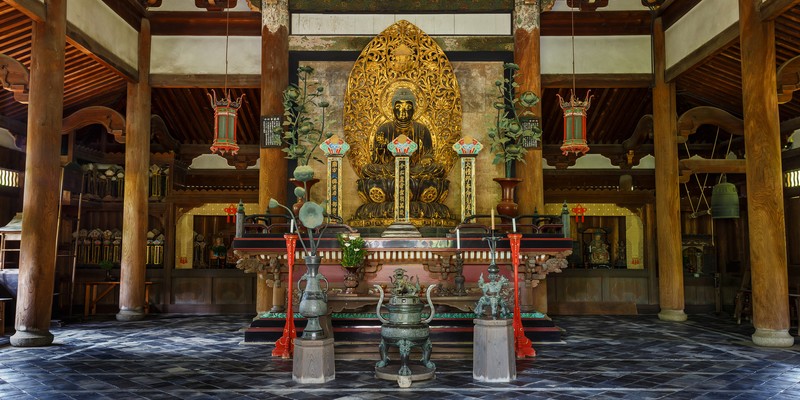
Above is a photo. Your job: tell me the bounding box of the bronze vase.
[493,177,523,218]
[298,255,328,340]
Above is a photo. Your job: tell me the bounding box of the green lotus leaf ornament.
[299,201,325,229]
[294,187,306,199]
[268,198,279,209]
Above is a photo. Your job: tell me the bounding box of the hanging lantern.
[710,175,740,219]
[209,89,244,156]
[557,90,592,156]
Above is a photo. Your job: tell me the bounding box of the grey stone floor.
[0,313,799,399]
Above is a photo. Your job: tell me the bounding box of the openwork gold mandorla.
[343,20,463,179]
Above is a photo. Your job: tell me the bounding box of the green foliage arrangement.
[487,63,543,178]
[98,259,114,270]
[338,234,366,268]
[276,65,332,167]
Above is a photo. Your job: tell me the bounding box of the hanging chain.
[224,2,231,96]
[570,0,576,96]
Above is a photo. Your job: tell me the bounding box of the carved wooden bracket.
[777,55,800,104]
[61,106,126,143]
[150,115,180,152]
[0,54,30,104]
[676,106,744,143]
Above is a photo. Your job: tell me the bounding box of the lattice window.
[0,168,20,188]
[785,169,800,188]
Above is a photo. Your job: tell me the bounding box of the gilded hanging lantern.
[208,89,244,156]
[557,90,592,156]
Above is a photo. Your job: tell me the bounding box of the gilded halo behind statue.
[343,20,462,228]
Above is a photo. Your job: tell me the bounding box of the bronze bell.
[710,175,739,219]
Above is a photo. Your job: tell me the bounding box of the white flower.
[345,243,351,247]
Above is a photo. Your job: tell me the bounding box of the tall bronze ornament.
[343,20,462,227]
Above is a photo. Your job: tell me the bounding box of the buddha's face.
[393,100,415,122]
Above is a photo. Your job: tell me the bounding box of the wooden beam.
[544,189,655,205]
[149,11,260,36]
[290,35,514,53]
[665,22,739,82]
[781,116,800,136]
[61,106,126,143]
[4,0,45,22]
[759,0,800,21]
[679,158,746,177]
[100,0,146,30]
[541,11,652,36]
[65,24,138,82]
[0,114,27,137]
[150,74,260,88]
[676,106,744,143]
[288,0,513,13]
[659,0,701,29]
[542,74,652,88]
[776,55,800,104]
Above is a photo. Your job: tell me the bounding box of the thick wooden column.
[259,1,289,212]
[10,0,66,347]
[653,18,686,322]
[117,18,151,321]
[739,0,793,347]
[514,0,546,313]
[257,0,289,311]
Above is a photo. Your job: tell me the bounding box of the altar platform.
[242,311,564,359]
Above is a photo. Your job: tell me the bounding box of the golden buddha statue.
[343,20,462,227]
[363,88,444,180]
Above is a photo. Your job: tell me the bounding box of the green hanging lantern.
[557,90,592,156]
[208,89,244,156]
[710,175,740,219]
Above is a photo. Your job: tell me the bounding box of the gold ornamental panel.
[343,20,462,178]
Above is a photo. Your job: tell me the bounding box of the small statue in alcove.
[210,236,227,268]
[614,241,627,268]
[588,232,610,266]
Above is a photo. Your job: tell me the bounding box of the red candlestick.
[272,233,298,358]
[508,233,536,358]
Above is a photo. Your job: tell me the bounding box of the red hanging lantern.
[209,90,244,156]
[557,90,592,156]
[224,203,237,223]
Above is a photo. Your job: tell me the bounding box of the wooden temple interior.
[0,0,799,351]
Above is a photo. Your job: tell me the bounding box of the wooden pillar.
[117,18,151,321]
[514,0,547,313]
[653,18,686,322]
[10,0,66,347]
[738,0,793,347]
[257,0,289,312]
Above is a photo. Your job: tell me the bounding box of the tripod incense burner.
[373,268,436,387]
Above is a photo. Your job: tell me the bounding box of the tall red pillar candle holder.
[272,233,298,358]
[507,233,536,358]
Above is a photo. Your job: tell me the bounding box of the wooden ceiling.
[1,1,799,153]
[676,6,800,125]
[0,3,127,125]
